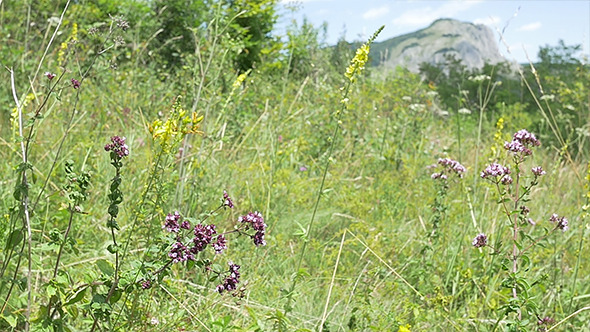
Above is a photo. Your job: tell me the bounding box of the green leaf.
[1,314,17,328]
[47,284,57,297]
[65,286,88,306]
[96,259,114,276]
[5,229,23,250]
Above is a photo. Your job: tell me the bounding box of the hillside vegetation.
[0,1,589,331]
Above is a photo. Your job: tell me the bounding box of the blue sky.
[276,0,590,63]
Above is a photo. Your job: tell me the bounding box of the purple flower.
[223,190,234,208]
[169,242,191,263]
[472,233,488,248]
[504,140,531,156]
[253,231,266,246]
[238,211,267,247]
[501,175,513,185]
[192,223,217,253]
[520,205,530,215]
[549,213,569,231]
[531,166,546,176]
[513,129,541,147]
[438,158,467,177]
[45,72,56,80]
[213,235,227,254]
[141,279,152,290]
[71,78,81,89]
[180,220,191,230]
[162,211,181,233]
[300,166,308,172]
[481,163,511,185]
[504,129,541,157]
[104,136,130,158]
[217,262,241,294]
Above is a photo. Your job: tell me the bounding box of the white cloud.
[392,0,482,27]
[363,5,390,20]
[518,22,542,32]
[474,16,501,27]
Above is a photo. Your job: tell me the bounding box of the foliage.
[0,1,588,331]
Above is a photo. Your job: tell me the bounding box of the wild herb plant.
[475,129,569,331]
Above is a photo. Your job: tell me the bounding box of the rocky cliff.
[370,18,507,72]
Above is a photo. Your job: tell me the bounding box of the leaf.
[5,229,23,250]
[65,286,88,306]
[96,259,114,276]
[1,314,17,328]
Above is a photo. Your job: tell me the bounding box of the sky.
[275,0,590,63]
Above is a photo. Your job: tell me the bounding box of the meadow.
[1,1,589,331]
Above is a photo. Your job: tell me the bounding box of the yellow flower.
[149,96,203,152]
[398,324,411,332]
[344,25,384,82]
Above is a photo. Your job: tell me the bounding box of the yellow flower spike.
[344,26,383,82]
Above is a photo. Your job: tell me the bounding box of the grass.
[1,2,589,331]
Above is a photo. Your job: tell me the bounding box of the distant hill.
[370,18,507,72]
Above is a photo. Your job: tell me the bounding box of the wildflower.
[531,166,546,176]
[192,224,216,253]
[180,220,191,230]
[472,233,488,248]
[549,214,569,231]
[104,136,130,158]
[501,175,513,185]
[520,205,530,215]
[458,107,472,114]
[217,262,241,294]
[345,44,370,82]
[162,211,181,233]
[503,129,541,158]
[169,242,190,263]
[45,72,56,80]
[527,218,536,226]
[511,129,541,147]
[437,157,466,178]
[537,316,555,331]
[141,279,152,290]
[116,19,130,31]
[213,235,227,254]
[398,324,411,332]
[480,163,511,183]
[238,211,267,247]
[150,317,159,325]
[71,78,81,89]
[223,190,234,209]
[299,166,308,172]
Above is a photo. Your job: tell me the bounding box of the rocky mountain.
[370,18,507,72]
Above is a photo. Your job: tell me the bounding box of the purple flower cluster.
[163,211,182,233]
[504,129,540,156]
[549,213,569,232]
[71,78,81,89]
[472,233,488,248]
[169,241,192,263]
[216,263,240,294]
[104,136,130,158]
[223,190,234,209]
[141,279,152,290]
[480,162,512,185]
[213,235,227,254]
[531,166,546,177]
[430,158,466,180]
[192,224,217,252]
[45,72,56,80]
[238,211,267,246]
